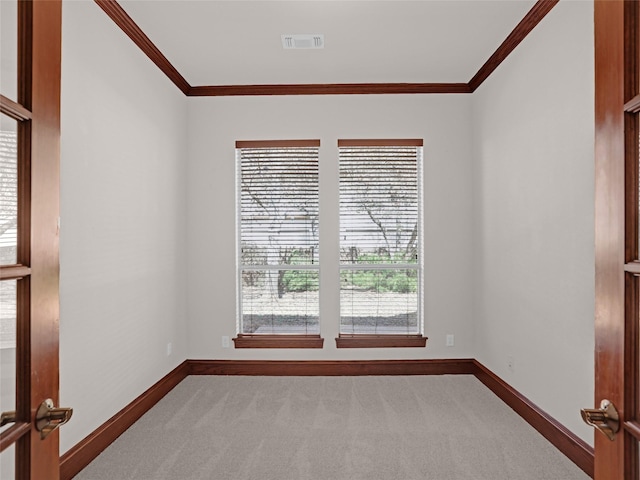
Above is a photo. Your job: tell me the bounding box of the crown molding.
[94,0,191,95]
[469,0,559,92]
[95,0,559,96]
[188,82,471,96]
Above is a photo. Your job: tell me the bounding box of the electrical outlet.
[222,336,230,348]
[446,334,454,347]
[166,342,172,356]
[507,355,515,372]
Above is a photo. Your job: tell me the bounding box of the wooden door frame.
[23,1,62,478]
[594,0,639,478]
[623,1,640,477]
[0,1,61,478]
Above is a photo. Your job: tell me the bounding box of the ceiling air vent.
[281,34,324,49]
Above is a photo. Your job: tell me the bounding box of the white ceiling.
[118,0,537,86]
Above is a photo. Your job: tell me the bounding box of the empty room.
[1,0,638,478]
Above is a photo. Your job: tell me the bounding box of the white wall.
[471,0,594,444]
[59,1,188,453]
[55,0,596,455]
[187,95,475,360]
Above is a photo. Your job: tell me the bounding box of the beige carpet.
[74,375,590,480]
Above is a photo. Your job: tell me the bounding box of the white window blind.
[236,140,320,335]
[0,130,17,266]
[0,129,18,353]
[338,140,423,335]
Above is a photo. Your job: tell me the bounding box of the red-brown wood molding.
[95,0,558,96]
[189,83,471,96]
[471,360,594,477]
[232,334,325,349]
[188,358,473,376]
[94,0,190,94]
[468,0,559,91]
[59,359,594,479]
[59,361,189,480]
[335,334,428,349]
[0,94,32,121]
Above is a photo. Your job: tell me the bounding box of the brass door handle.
[0,411,16,427]
[35,399,73,439]
[581,399,620,441]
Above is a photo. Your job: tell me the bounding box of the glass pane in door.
[0,114,17,266]
[0,0,18,102]
[0,443,15,479]
[0,279,16,433]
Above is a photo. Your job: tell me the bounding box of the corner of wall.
[469,0,595,444]
[60,0,191,453]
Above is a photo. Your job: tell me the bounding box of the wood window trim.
[236,142,321,338]
[335,334,427,349]
[233,334,324,349]
[624,261,640,274]
[0,422,31,452]
[0,265,31,281]
[624,420,640,443]
[338,141,424,342]
[235,139,320,149]
[0,94,31,121]
[337,139,423,147]
[625,93,640,113]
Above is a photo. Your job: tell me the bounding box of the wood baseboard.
[187,358,475,376]
[59,361,189,480]
[471,360,594,478]
[59,358,594,479]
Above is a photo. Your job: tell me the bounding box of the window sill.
[233,334,324,349]
[335,334,428,348]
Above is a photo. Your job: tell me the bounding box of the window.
[235,140,323,348]
[337,139,425,348]
[233,138,426,349]
[0,128,17,266]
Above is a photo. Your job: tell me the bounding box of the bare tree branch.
[363,204,390,254]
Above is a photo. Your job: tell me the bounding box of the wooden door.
[594,1,640,478]
[0,1,63,478]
